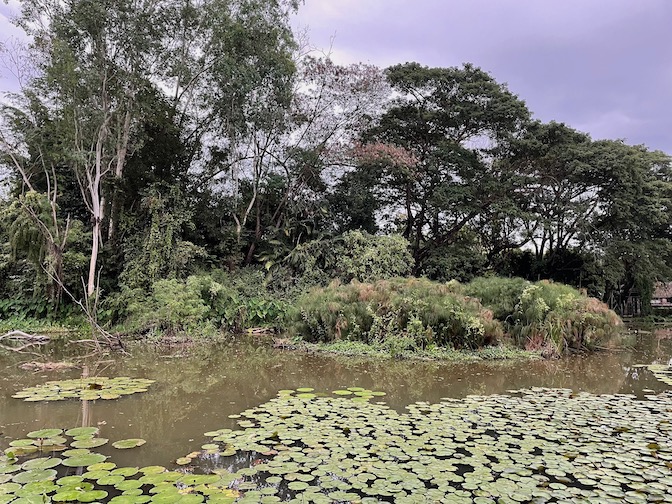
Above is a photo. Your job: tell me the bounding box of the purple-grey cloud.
[295,0,672,153]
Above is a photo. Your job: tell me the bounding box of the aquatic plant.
[290,277,503,350]
[465,277,623,355]
[4,387,672,502]
[12,377,155,402]
[181,387,672,503]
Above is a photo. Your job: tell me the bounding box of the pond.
[1,327,671,503]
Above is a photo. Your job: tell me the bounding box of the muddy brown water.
[0,328,671,468]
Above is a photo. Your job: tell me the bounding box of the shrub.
[465,276,622,356]
[290,277,503,350]
[108,268,291,336]
[198,270,290,330]
[124,278,210,334]
[464,276,529,320]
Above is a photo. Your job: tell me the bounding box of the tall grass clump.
[290,277,503,350]
[465,277,622,356]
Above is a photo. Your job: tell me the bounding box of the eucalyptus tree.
[4,0,169,297]
[1,0,302,298]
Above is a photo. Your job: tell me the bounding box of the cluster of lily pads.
[12,377,155,402]
[180,387,672,503]
[641,364,672,386]
[1,427,242,504]
[5,386,672,503]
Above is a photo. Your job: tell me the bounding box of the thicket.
[287,276,623,357]
[290,278,503,352]
[465,277,622,356]
[107,269,290,338]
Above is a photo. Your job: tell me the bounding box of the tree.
[358,62,530,271]
[590,141,672,309]
[3,0,302,298]
[215,55,389,265]
[506,121,600,260]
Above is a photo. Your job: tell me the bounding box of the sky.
[293,0,672,154]
[1,0,670,154]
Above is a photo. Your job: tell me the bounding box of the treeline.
[0,0,670,324]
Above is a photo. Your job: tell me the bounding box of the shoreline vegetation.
[0,1,670,367]
[2,273,629,361]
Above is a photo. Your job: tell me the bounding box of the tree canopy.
[0,2,670,321]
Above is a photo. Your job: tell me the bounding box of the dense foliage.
[0,0,669,341]
[465,277,622,356]
[291,278,503,351]
[291,277,621,357]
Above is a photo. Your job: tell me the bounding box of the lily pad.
[112,439,146,450]
[71,438,109,449]
[14,378,155,402]
[62,453,107,467]
[65,427,100,437]
[26,429,63,439]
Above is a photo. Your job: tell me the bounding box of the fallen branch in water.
[19,360,77,372]
[0,330,50,354]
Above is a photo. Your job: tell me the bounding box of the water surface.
[1,328,671,468]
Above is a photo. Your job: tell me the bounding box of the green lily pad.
[112,439,146,450]
[26,429,62,439]
[12,468,57,484]
[71,438,109,449]
[14,378,154,402]
[62,453,107,467]
[20,458,61,471]
[65,427,100,437]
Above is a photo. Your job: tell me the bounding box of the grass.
[295,339,540,362]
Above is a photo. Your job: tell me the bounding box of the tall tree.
[2,0,302,297]
[506,121,599,260]
[358,62,530,270]
[591,141,672,309]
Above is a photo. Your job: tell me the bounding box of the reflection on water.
[1,329,671,468]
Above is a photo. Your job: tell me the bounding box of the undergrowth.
[290,277,504,350]
[465,277,623,356]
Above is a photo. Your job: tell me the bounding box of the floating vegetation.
[12,377,155,402]
[4,387,672,502]
[1,427,240,504]
[642,364,672,386]
[180,387,672,503]
[111,439,146,450]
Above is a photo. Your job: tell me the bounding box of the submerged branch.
[0,330,50,354]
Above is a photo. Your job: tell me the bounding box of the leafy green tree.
[358,62,530,271]
[506,121,599,260]
[591,141,672,310]
[2,0,302,301]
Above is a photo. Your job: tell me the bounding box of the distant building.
[651,282,672,310]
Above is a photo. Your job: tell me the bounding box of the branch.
[0,330,50,355]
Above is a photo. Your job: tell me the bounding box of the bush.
[286,231,413,286]
[110,270,290,336]
[465,276,622,356]
[197,270,290,330]
[122,278,210,335]
[290,277,503,350]
[464,276,529,320]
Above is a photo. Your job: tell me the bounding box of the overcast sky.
[1,1,670,153]
[294,0,672,154]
